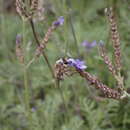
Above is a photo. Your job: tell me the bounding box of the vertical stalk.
[0,0,9,58]
[66,1,80,56]
[23,66,30,115]
[22,21,33,128]
[62,0,69,57]
[56,79,68,123]
[61,0,82,119]
[69,15,80,56]
[56,80,67,111]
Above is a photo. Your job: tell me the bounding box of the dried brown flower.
[99,43,116,76]
[55,58,122,100]
[15,34,24,64]
[77,70,121,99]
[16,0,29,19]
[30,0,39,17]
[105,7,121,72]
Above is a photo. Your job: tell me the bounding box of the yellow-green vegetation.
[0,0,130,130]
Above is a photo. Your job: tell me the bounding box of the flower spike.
[105,7,121,72]
[98,40,116,76]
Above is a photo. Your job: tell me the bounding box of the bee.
[54,58,76,80]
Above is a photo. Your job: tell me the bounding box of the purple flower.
[67,58,87,70]
[16,34,22,45]
[31,107,37,112]
[82,40,97,50]
[53,16,64,27]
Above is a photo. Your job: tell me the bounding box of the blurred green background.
[0,0,130,130]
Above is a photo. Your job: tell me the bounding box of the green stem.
[29,20,55,79]
[22,21,32,128]
[69,15,80,56]
[57,80,67,110]
[23,66,30,115]
[65,0,80,56]
[56,79,68,123]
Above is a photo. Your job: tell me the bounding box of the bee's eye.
[64,61,68,65]
[62,58,68,64]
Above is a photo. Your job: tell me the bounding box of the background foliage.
[0,0,130,130]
